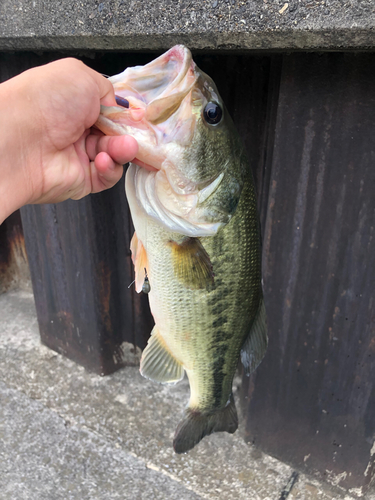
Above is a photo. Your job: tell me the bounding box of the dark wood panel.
[242,52,375,493]
[21,174,154,374]
[0,210,30,293]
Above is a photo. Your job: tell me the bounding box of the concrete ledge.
[0,0,375,51]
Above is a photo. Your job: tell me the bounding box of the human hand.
[0,58,138,224]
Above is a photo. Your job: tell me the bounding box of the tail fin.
[173,394,238,454]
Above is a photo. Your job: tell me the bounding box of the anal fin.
[168,237,214,290]
[241,296,268,375]
[140,326,184,385]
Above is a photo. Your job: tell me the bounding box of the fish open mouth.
[96,45,197,171]
[111,45,196,126]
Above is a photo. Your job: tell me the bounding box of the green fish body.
[97,45,267,453]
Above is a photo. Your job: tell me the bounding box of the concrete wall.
[1,0,375,52]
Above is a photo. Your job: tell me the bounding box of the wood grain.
[242,53,375,493]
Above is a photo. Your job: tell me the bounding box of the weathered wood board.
[0,210,30,293]
[242,53,375,494]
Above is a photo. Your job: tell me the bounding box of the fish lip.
[144,46,197,124]
[158,45,195,93]
[97,44,196,134]
[131,158,159,172]
[109,45,195,106]
[165,45,190,63]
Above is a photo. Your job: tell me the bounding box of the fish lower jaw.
[131,158,159,172]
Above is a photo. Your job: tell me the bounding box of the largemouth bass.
[96,46,267,453]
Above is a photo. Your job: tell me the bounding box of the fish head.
[97,45,247,237]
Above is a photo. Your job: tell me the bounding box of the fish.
[96,45,267,454]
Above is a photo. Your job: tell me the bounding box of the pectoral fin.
[168,237,214,290]
[140,326,184,385]
[130,232,148,293]
[241,297,268,375]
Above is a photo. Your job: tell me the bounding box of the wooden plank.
[242,53,375,493]
[20,176,154,375]
[0,210,30,293]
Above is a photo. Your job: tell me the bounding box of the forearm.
[0,73,39,224]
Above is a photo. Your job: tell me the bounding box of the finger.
[90,127,105,136]
[85,66,117,107]
[86,134,138,165]
[91,153,124,192]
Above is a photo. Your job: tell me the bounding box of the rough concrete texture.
[0,289,374,500]
[0,0,374,51]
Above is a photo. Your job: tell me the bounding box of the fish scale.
[136,166,261,411]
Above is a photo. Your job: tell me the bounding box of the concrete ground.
[0,289,373,500]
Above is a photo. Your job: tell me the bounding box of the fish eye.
[203,102,222,125]
[115,95,130,108]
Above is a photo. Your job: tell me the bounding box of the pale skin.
[0,58,138,225]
